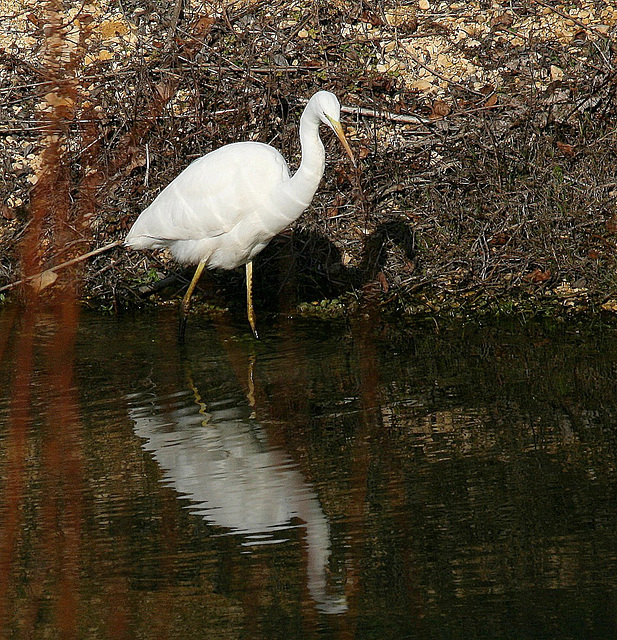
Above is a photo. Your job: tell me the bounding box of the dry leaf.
[365,75,395,94]
[26,13,41,27]
[193,15,215,36]
[1,205,15,220]
[360,11,382,27]
[413,79,433,92]
[484,93,498,108]
[431,100,451,118]
[155,80,177,102]
[335,167,353,185]
[490,232,509,246]
[605,214,617,234]
[123,146,147,174]
[44,92,75,108]
[30,270,58,292]
[181,15,216,57]
[490,13,513,29]
[378,271,389,292]
[526,268,551,283]
[556,141,575,156]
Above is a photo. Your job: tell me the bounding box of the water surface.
[1,308,617,639]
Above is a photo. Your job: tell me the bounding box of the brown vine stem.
[0,240,123,294]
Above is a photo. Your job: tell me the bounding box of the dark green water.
[2,308,617,639]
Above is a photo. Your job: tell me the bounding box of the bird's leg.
[179,260,206,343]
[245,260,259,339]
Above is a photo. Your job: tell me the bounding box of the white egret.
[125,90,355,339]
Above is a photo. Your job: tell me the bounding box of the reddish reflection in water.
[0,2,95,635]
[0,298,85,639]
[0,309,34,635]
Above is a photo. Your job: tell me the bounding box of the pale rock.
[100,16,130,40]
[383,40,397,53]
[455,29,468,41]
[550,64,564,81]
[385,10,414,27]
[413,79,434,91]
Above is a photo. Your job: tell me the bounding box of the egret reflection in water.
[127,383,347,614]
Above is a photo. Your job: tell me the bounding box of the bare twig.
[341,104,433,125]
[166,0,184,48]
[0,240,123,293]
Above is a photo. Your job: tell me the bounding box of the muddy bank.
[1,0,616,322]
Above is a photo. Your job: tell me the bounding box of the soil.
[1,0,616,324]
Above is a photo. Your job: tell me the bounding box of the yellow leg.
[179,260,206,342]
[246,260,259,339]
[247,354,256,414]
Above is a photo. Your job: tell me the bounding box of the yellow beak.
[327,116,356,167]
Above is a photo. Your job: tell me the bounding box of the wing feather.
[126,142,291,259]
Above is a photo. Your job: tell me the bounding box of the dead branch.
[0,240,124,294]
[341,104,433,125]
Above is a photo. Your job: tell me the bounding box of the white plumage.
[125,90,355,339]
[127,142,292,268]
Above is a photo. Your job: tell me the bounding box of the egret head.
[310,91,356,166]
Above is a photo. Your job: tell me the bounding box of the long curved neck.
[292,109,326,196]
[275,107,325,219]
